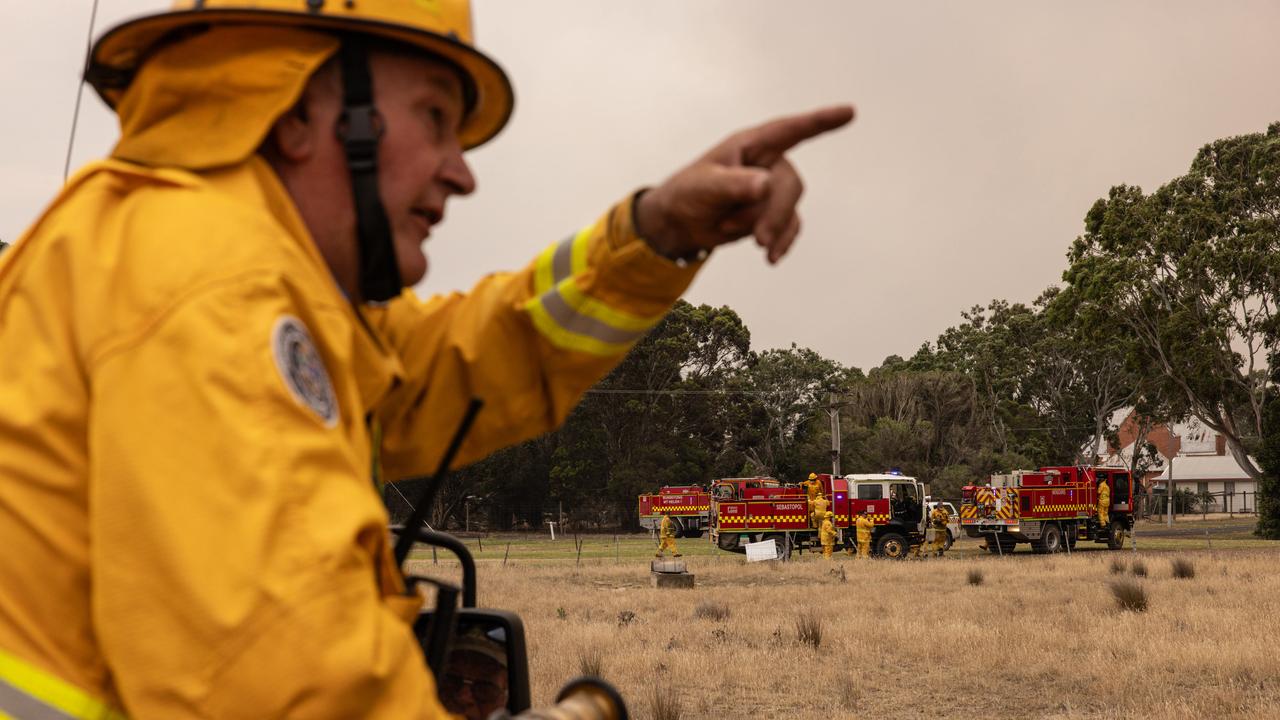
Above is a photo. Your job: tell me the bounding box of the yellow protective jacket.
[818,519,837,546]
[808,491,829,515]
[659,514,676,540]
[0,161,695,717]
[1098,482,1111,508]
[855,514,875,542]
[931,507,950,529]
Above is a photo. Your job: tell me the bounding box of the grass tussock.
[616,610,636,626]
[1131,560,1148,578]
[1171,557,1196,579]
[967,568,985,586]
[1109,558,1126,575]
[1110,578,1149,612]
[577,646,604,677]
[649,684,682,720]
[795,610,824,649]
[693,601,731,621]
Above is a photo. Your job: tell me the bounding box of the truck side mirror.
[415,608,533,718]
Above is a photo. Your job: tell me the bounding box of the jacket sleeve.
[369,195,701,479]
[87,271,446,719]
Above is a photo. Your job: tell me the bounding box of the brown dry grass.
[443,547,1280,720]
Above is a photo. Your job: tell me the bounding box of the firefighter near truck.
[960,466,1136,554]
[708,473,932,559]
[637,485,712,538]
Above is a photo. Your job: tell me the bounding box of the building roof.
[1150,453,1256,482]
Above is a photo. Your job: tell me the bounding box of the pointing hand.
[635,105,855,265]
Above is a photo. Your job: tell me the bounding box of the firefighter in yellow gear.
[855,507,875,558]
[1097,479,1111,527]
[0,1,854,716]
[801,472,822,501]
[926,504,950,557]
[656,514,681,558]
[810,492,830,529]
[801,472,823,527]
[819,511,837,558]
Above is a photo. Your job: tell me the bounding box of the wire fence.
[1137,490,1259,519]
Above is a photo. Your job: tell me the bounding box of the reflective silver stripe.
[0,677,77,720]
[540,289,647,346]
[551,234,574,285]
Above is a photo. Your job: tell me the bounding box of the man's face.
[276,49,477,299]
[440,650,508,720]
[367,51,477,287]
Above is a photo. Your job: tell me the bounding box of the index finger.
[737,105,855,167]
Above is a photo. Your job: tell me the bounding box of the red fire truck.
[960,465,1136,553]
[637,485,712,538]
[708,473,930,559]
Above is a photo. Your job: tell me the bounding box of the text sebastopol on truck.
[637,485,712,538]
[959,465,1136,553]
[708,473,930,559]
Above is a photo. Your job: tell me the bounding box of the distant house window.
[857,485,882,500]
[1196,482,1208,495]
[1224,481,1235,495]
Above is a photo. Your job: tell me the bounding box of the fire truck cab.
[708,473,930,559]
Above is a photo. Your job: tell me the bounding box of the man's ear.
[268,100,316,163]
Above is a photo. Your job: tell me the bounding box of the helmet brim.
[88,9,514,150]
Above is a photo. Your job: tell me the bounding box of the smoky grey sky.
[5,1,1280,371]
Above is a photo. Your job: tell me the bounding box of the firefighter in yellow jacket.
[810,491,831,530]
[926,504,951,557]
[1097,479,1111,527]
[0,2,854,717]
[855,507,876,558]
[656,514,681,558]
[819,512,837,559]
[801,472,823,527]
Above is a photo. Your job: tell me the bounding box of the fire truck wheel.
[1035,523,1064,554]
[875,532,910,560]
[1106,521,1125,550]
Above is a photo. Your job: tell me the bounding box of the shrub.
[649,685,682,720]
[795,610,824,649]
[1109,558,1126,575]
[1171,558,1196,579]
[1110,578,1149,612]
[1131,560,1148,578]
[967,568,985,586]
[617,610,636,626]
[577,646,603,677]
[693,601,731,621]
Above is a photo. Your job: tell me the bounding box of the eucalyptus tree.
[1063,124,1280,482]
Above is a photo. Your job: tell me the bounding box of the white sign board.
[745,538,778,562]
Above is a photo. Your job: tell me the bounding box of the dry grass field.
[410,530,1280,720]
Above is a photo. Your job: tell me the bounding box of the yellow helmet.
[808,472,817,480]
[86,0,513,150]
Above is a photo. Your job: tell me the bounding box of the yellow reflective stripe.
[569,226,591,277]
[525,298,633,357]
[557,278,664,333]
[0,648,126,720]
[533,241,558,296]
[534,225,593,297]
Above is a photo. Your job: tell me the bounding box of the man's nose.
[440,144,477,196]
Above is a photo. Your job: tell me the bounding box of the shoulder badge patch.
[272,316,338,428]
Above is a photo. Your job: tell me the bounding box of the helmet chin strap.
[336,39,402,304]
